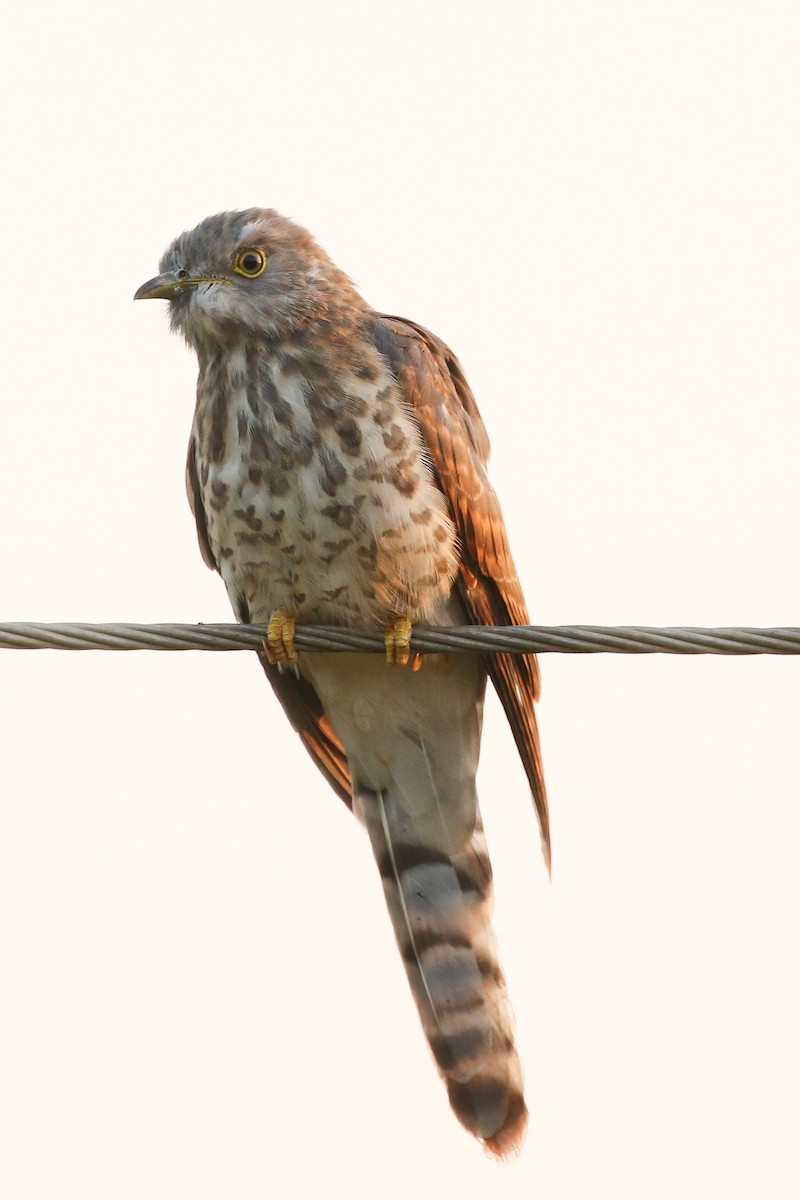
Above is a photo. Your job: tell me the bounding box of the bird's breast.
[192,346,459,626]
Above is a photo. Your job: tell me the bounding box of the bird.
[135,208,549,1156]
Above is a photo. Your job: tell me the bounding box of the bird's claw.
[385,613,413,667]
[264,610,298,674]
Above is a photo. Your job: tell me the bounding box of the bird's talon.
[385,614,412,667]
[264,610,297,666]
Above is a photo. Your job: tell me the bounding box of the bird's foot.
[264,609,298,674]
[384,613,413,667]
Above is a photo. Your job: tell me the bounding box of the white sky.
[2,2,799,1196]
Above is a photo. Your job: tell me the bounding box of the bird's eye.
[234,248,267,278]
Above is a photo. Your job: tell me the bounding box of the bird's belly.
[202,447,459,628]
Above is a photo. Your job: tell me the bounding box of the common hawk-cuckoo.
[135,209,549,1156]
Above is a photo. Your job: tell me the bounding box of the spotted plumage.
[136,208,549,1156]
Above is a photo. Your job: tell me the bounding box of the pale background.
[1,2,799,1197]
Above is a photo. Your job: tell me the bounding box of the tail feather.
[358,787,527,1157]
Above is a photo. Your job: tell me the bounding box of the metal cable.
[1,622,800,655]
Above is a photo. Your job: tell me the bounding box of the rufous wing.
[186,437,353,807]
[369,316,550,868]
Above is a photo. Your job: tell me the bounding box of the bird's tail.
[357,787,527,1157]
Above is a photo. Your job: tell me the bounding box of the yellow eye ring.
[234,247,267,278]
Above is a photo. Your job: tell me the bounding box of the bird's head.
[135,208,358,348]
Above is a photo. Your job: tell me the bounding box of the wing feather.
[368,316,550,866]
[185,437,353,808]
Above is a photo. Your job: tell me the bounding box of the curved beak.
[134,272,185,301]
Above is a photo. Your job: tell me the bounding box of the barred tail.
[358,787,527,1157]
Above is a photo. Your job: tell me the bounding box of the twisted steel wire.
[1,622,800,655]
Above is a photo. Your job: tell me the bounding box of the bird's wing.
[367,315,550,866]
[185,438,353,807]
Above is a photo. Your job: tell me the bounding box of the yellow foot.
[385,613,412,667]
[264,609,297,667]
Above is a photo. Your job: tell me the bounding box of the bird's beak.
[134,272,229,301]
[134,272,185,301]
